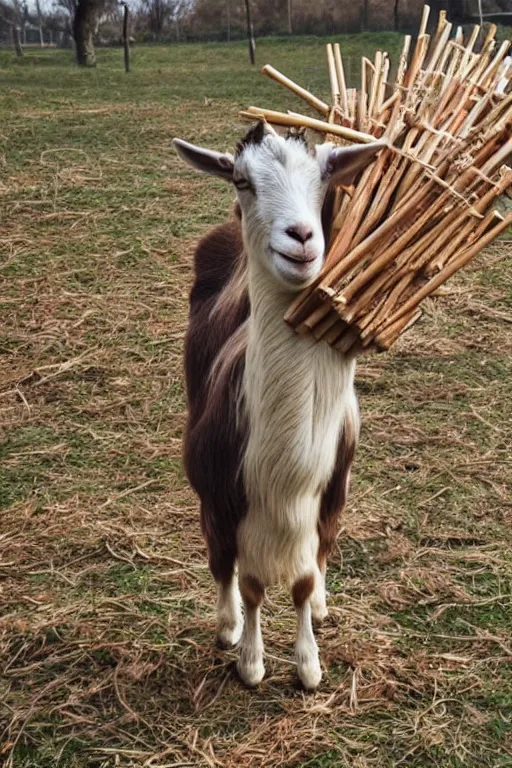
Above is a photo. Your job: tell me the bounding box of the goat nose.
[286,225,313,244]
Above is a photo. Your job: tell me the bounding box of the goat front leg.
[310,558,329,627]
[238,573,265,686]
[217,572,243,648]
[292,574,322,690]
[205,528,243,649]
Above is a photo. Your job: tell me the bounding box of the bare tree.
[35,0,44,45]
[20,0,28,41]
[54,0,78,16]
[52,0,78,46]
[1,0,24,55]
[174,0,187,39]
[11,23,23,54]
[140,0,168,39]
[73,0,102,65]
[139,0,186,41]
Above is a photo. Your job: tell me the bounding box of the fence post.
[122,3,130,73]
[244,0,255,65]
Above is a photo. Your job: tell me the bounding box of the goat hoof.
[311,606,329,628]
[237,657,265,687]
[297,656,322,691]
[217,620,244,649]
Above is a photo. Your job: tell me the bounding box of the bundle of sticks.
[240,5,512,354]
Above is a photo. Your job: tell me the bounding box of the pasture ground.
[1,39,511,768]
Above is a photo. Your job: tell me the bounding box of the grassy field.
[1,38,511,768]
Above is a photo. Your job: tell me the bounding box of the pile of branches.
[241,5,512,354]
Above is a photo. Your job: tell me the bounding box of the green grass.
[1,39,512,768]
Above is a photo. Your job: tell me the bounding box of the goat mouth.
[274,250,317,265]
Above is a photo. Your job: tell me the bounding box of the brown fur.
[183,218,249,585]
[240,574,265,609]
[317,411,358,562]
[292,574,315,608]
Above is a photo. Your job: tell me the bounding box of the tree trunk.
[244,0,255,65]
[287,0,292,34]
[122,3,130,73]
[36,0,44,47]
[73,0,97,67]
[12,26,23,57]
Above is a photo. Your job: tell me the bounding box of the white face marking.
[173,132,384,293]
[233,134,329,291]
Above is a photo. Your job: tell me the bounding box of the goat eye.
[233,178,255,194]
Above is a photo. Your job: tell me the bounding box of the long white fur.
[239,264,356,586]
[237,262,357,688]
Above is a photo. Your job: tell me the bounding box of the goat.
[174,123,384,690]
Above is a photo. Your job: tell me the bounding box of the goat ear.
[173,138,234,181]
[317,140,387,186]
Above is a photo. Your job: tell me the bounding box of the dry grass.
[1,42,511,768]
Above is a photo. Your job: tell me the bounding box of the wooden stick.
[334,297,387,349]
[428,202,509,274]
[311,311,339,341]
[360,57,368,130]
[348,89,357,124]
[478,40,511,91]
[482,23,497,50]
[296,303,331,334]
[396,35,412,88]
[334,326,360,353]
[459,25,480,74]
[373,212,512,333]
[359,272,415,337]
[335,181,471,306]
[430,9,447,53]
[408,35,431,99]
[260,65,330,116]
[442,44,464,92]
[340,195,478,327]
[240,107,376,143]
[326,45,340,107]
[379,90,400,117]
[333,43,349,116]
[368,51,383,118]
[319,179,438,293]
[284,289,325,328]
[425,21,452,74]
[374,308,422,350]
[418,4,430,38]
[322,148,391,273]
